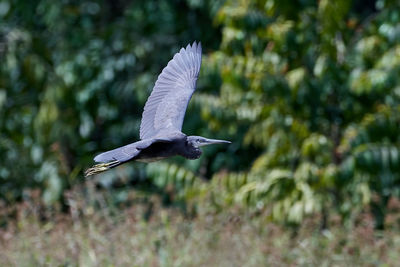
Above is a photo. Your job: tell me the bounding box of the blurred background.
[1,0,400,265]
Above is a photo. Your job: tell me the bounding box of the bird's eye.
[196,139,200,142]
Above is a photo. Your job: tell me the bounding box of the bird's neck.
[180,140,202,160]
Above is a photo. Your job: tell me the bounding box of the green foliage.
[1,0,400,227]
[173,0,400,225]
[0,0,222,202]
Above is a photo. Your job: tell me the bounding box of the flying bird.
[85,42,230,177]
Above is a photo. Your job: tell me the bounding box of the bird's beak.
[200,138,231,147]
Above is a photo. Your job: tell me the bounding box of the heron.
[85,42,231,177]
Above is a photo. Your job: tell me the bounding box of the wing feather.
[140,41,202,139]
[93,138,173,163]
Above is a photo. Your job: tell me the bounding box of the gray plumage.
[85,42,230,177]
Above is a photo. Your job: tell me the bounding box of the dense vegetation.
[1,0,400,232]
[2,193,400,266]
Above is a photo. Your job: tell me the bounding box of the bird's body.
[131,135,202,163]
[85,42,230,177]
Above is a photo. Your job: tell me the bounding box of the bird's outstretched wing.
[140,41,202,140]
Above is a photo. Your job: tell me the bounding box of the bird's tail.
[84,160,121,177]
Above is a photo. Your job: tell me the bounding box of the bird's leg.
[84,160,120,177]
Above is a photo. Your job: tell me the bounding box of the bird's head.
[186,136,231,148]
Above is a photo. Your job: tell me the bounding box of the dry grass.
[1,187,400,267]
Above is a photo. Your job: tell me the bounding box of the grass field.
[1,188,400,267]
